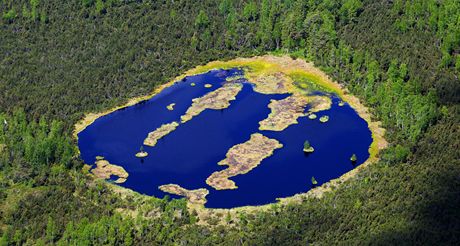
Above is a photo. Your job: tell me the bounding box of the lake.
[78,68,373,208]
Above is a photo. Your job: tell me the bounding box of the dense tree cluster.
[0,0,459,244]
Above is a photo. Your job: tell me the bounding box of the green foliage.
[391,0,460,69]
[243,1,257,21]
[22,4,29,19]
[0,0,458,244]
[30,0,39,20]
[0,109,75,170]
[2,8,17,22]
[218,0,233,15]
[303,140,311,150]
[350,153,357,162]
[195,10,209,29]
[82,0,94,7]
[95,0,104,14]
[339,0,363,22]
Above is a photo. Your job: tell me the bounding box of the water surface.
[78,69,372,208]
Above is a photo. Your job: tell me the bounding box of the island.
[259,95,332,131]
[319,115,329,123]
[206,133,283,190]
[180,83,242,123]
[159,184,209,205]
[91,158,129,183]
[204,84,212,88]
[144,121,179,147]
[303,140,314,153]
[166,103,175,111]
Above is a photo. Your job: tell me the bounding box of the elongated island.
[206,133,283,190]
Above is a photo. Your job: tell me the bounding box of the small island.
[91,158,129,183]
[204,84,212,88]
[259,95,331,131]
[350,153,357,162]
[308,114,317,120]
[144,121,179,147]
[180,83,242,123]
[135,146,148,158]
[206,133,283,190]
[303,140,314,153]
[135,151,148,158]
[190,82,196,86]
[166,103,175,111]
[159,184,209,205]
[319,115,329,123]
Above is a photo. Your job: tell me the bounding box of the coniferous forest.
[0,0,459,245]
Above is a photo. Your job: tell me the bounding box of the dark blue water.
[78,69,373,208]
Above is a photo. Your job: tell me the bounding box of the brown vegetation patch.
[180,83,243,123]
[159,184,209,205]
[206,133,283,190]
[249,72,293,94]
[143,121,179,147]
[259,95,331,131]
[91,159,129,184]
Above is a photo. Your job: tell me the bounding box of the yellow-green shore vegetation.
[74,55,387,219]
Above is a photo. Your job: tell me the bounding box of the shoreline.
[74,55,387,223]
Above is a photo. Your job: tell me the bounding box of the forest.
[0,0,459,244]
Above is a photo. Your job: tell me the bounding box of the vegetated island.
[259,94,332,131]
[91,158,129,184]
[180,83,243,123]
[166,103,175,111]
[142,83,243,149]
[159,184,209,205]
[206,133,283,190]
[319,115,329,123]
[135,151,148,158]
[144,121,179,147]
